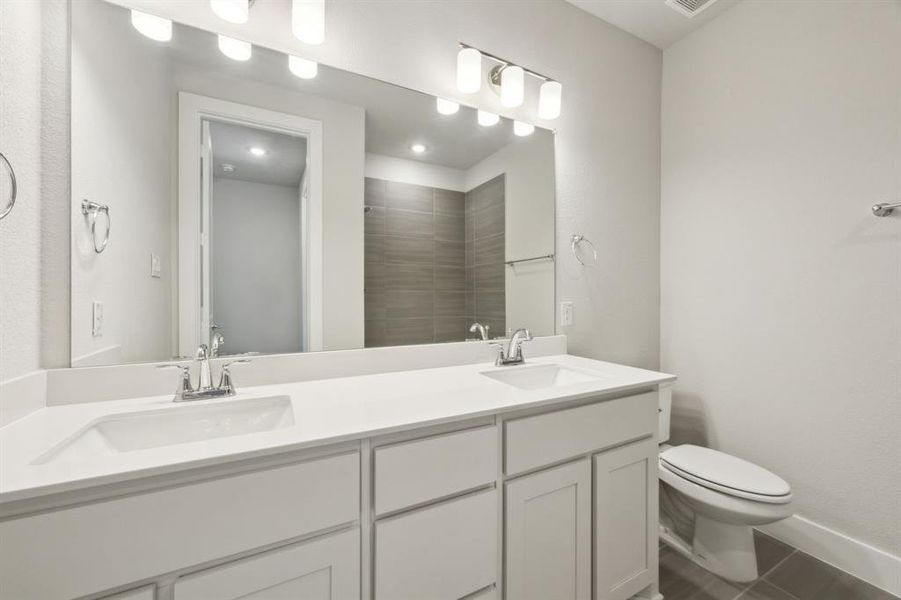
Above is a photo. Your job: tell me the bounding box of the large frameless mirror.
[69,0,556,367]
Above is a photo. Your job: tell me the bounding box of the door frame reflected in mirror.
[177,92,324,357]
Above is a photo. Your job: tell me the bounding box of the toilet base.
[659,515,759,583]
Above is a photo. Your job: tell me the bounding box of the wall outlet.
[150,253,161,278]
[560,301,574,327]
[92,301,104,337]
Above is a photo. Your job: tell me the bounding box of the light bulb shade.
[289,55,318,79]
[477,110,499,127]
[130,10,172,42]
[538,80,562,120]
[501,66,525,108]
[210,0,249,24]
[292,0,325,45]
[218,35,252,61]
[436,98,460,115]
[513,121,535,136]
[457,48,482,94]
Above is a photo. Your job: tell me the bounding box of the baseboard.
[759,515,901,597]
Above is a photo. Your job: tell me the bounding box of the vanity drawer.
[0,451,360,600]
[375,489,497,600]
[504,391,657,476]
[374,424,497,515]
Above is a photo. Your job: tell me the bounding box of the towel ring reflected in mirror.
[0,152,17,221]
[82,199,111,253]
[570,234,598,267]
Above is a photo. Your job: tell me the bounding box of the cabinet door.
[505,459,591,600]
[174,528,359,600]
[594,438,657,600]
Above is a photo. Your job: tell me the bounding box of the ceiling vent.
[665,0,720,18]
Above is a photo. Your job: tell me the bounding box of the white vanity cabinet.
[101,586,156,600]
[502,390,659,600]
[174,528,360,600]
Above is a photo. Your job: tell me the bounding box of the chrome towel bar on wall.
[872,202,901,217]
[0,152,17,221]
[82,199,111,253]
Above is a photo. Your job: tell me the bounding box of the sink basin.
[35,395,295,464]
[481,364,605,391]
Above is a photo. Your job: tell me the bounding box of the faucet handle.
[218,359,251,393]
[157,364,193,398]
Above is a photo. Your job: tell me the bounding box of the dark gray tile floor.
[659,530,899,600]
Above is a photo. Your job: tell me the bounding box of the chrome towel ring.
[570,234,598,267]
[82,199,111,253]
[0,152,17,221]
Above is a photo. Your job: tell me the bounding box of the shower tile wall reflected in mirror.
[69,0,555,367]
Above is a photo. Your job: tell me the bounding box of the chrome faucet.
[469,322,490,341]
[158,346,250,402]
[491,328,533,366]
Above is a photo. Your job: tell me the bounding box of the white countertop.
[0,354,674,504]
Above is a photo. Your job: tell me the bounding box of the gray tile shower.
[364,175,507,347]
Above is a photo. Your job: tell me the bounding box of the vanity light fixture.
[538,80,563,120]
[218,35,252,61]
[436,98,460,115]
[459,43,563,120]
[457,47,482,94]
[513,121,535,136]
[249,147,267,156]
[210,0,249,24]
[292,0,325,45]
[477,110,499,127]
[500,65,525,108]
[289,55,318,79]
[410,143,427,154]
[130,10,172,42]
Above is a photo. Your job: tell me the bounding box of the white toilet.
[657,390,794,582]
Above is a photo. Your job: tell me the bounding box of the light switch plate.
[92,301,103,337]
[150,253,161,278]
[560,301,573,327]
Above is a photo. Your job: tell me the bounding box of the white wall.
[365,153,466,192]
[109,0,663,369]
[212,177,302,354]
[0,0,43,382]
[662,0,901,565]
[70,0,173,366]
[465,134,557,337]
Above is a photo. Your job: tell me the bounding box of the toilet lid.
[660,445,791,500]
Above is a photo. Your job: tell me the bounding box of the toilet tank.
[658,384,673,444]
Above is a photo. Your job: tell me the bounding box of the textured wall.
[108,0,663,369]
[0,0,43,382]
[662,0,901,556]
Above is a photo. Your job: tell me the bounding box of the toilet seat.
[660,445,792,504]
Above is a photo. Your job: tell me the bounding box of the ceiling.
[209,121,307,187]
[158,10,537,170]
[566,0,742,49]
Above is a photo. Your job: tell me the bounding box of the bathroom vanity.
[0,354,674,600]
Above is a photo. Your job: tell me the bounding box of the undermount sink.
[34,395,295,464]
[481,364,605,391]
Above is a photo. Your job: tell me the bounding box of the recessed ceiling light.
[410,143,427,154]
[249,147,267,156]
